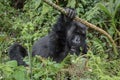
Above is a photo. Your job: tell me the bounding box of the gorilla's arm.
[49,8,76,56]
[52,8,76,32]
[82,42,88,54]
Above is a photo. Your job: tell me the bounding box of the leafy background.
[0,0,120,80]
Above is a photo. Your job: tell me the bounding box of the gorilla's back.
[32,35,50,57]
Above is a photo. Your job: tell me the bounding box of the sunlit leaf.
[41,3,51,15]
[67,0,76,8]
[97,3,112,17]
[13,71,26,80]
[6,60,17,67]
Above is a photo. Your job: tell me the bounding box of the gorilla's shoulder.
[33,35,49,46]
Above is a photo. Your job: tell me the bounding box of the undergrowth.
[0,0,120,80]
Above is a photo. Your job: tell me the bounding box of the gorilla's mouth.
[70,46,77,52]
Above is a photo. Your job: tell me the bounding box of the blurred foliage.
[0,0,120,80]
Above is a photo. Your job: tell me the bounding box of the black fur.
[8,8,87,65]
[8,43,28,66]
[32,8,87,62]
[11,0,25,9]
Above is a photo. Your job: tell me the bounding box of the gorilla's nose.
[73,35,80,44]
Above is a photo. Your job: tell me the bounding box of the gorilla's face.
[66,21,87,55]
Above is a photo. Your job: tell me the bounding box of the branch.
[43,0,118,56]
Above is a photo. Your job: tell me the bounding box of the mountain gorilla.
[8,8,87,66]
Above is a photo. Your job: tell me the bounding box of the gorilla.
[8,8,87,65]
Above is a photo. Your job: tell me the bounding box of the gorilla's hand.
[65,8,76,19]
[62,8,77,22]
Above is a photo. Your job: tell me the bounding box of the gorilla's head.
[66,21,87,55]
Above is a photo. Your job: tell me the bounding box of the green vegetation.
[0,0,120,80]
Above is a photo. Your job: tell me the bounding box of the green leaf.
[6,60,17,67]
[34,0,41,10]
[4,66,13,73]
[97,3,112,17]
[114,0,120,17]
[67,0,76,8]
[108,26,115,37]
[41,3,51,15]
[13,71,26,80]
[46,78,52,80]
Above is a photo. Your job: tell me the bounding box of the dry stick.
[43,0,118,56]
